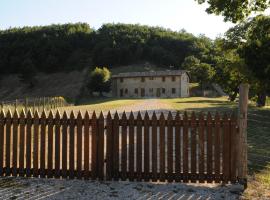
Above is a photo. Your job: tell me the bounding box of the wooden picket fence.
[0,109,239,183]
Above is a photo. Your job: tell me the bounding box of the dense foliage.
[87,67,111,96]
[196,0,270,22]
[0,23,214,75]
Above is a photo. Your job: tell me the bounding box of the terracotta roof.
[112,70,187,78]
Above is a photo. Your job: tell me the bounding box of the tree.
[19,58,37,88]
[195,0,270,23]
[87,67,111,96]
[182,56,215,88]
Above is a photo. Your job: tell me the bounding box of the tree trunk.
[257,92,266,107]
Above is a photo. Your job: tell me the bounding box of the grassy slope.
[67,96,269,199]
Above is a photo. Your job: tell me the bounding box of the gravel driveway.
[0,177,243,200]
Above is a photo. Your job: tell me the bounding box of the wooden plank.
[62,111,68,178]
[183,112,189,182]
[26,111,33,177]
[190,112,197,183]
[214,112,221,183]
[33,111,40,177]
[167,112,173,182]
[223,113,230,183]
[69,111,75,179]
[19,110,26,177]
[106,112,113,180]
[54,110,61,178]
[76,111,83,179]
[5,110,12,176]
[84,111,90,179]
[174,112,181,182]
[128,112,135,181]
[97,112,104,180]
[151,112,158,182]
[40,111,47,178]
[159,112,165,182]
[113,112,119,180]
[12,110,19,176]
[47,111,54,178]
[91,111,98,179]
[230,113,237,183]
[198,113,205,183]
[0,110,5,176]
[136,112,143,181]
[121,112,127,180]
[144,112,150,181]
[207,112,213,183]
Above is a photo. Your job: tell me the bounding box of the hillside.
[0,69,87,101]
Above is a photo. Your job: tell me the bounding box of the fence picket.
[198,112,205,183]
[230,113,237,183]
[214,112,221,183]
[33,111,40,177]
[47,111,54,178]
[191,112,197,183]
[62,111,68,178]
[207,112,213,183]
[97,112,104,180]
[167,112,173,182]
[40,111,47,178]
[91,111,98,179]
[151,112,158,182]
[69,111,75,179]
[12,110,19,176]
[144,111,150,181]
[5,110,12,176]
[76,111,83,179]
[84,111,90,179]
[159,112,165,182]
[223,113,230,183]
[174,112,181,182]
[26,110,32,177]
[183,112,188,182]
[121,112,127,180]
[113,112,119,180]
[55,111,61,178]
[0,110,4,176]
[128,112,135,181]
[106,112,113,180]
[136,112,143,181]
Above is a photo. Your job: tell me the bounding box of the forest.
[0,16,269,106]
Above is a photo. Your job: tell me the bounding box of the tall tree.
[195,0,270,22]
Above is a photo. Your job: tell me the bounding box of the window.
[120,89,124,97]
[141,88,145,97]
[135,88,138,94]
[120,78,124,83]
[172,76,176,82]
[141,77,145,82]
[172,88,176,94]
[162,88,165,94]
[149,88,153,93]
[125,89,128,94]
[149,77,154,80]
[162,77,166,82]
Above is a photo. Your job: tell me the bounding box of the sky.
[0,0,236,39]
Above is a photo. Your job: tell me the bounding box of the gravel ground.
[0,177,243,200]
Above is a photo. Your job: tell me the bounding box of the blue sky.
[0,0,235,39]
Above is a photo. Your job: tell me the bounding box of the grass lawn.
[65,96,270,199]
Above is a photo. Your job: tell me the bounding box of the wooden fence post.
[237,83,249,188]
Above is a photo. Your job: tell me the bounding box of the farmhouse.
[112,70,190,98]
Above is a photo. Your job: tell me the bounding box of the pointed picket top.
[99,111,104,120]
[152,111,157,121]
[129,111,134,121]
[107,111,112,120]
[144,111,149,120]
[191,111,196,120]
[137,111,142,121]
[183,111,188,121]
[207,112,212,120]
[20,109,26,118]
[122,111,127,120]
[70,110,75,119]
[92,111,97,120]
[0,109,5,119]
[159,112,165,120]
[175,111,180,121]
[27,109,33,118]
[84,110,90,120]
[77,110,82,120]
[48,110,54,119]
[167,111,173,121]
[41,110,47,119]
[215,111,220,119]
[199,112,204,121]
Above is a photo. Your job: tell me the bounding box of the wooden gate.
[0,109,240,183]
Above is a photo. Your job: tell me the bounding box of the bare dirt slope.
[0,69,87,101]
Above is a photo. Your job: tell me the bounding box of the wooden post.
[237,83,249,188]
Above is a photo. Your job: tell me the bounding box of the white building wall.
[115,74,189,98]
